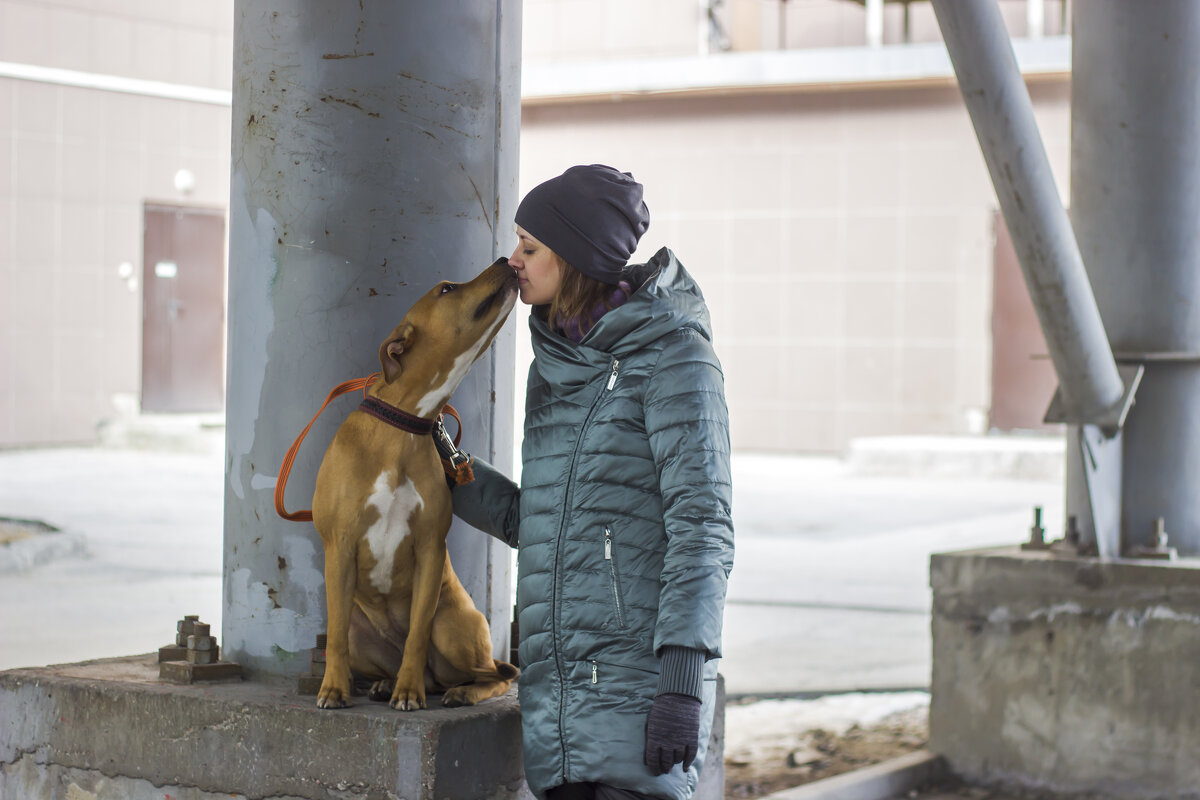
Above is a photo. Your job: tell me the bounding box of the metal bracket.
[1065,424,1124,560]
[1044,363,1144,434]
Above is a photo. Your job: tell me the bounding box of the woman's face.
[510,227,563,306]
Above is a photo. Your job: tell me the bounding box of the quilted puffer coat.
[453,247,734,800]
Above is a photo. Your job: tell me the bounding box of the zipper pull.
[606,359,620,390]
[591,661,598,684]
[604,528,612,560]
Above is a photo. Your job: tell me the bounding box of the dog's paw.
[442,686,478,708]
[316,687,351,709]
[389,686,426,711]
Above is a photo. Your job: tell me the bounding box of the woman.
[450,164,734,800]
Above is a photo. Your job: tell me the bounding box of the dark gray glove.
[643,692,701,775]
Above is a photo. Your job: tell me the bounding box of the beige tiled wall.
[1,0,232,446]
[0,0,233,89]
[519,80,1071,452]
[526,0,1072,60]
[1,0,1070,454]
[523,0,704,62]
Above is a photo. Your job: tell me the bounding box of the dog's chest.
[361,472,425,595]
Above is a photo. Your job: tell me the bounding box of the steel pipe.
[931,0,1125,424]
[1073,0,1200,554]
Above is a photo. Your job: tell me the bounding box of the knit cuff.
[656,646,705,699]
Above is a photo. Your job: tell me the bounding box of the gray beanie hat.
[514,164,650,285]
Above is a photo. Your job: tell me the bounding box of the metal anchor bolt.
[1131,516,1177,561]
[1021,505,1049,550]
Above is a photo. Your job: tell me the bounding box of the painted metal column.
[224,0,521,677]
[1073,1,1200,555]
[931,0,1126,426]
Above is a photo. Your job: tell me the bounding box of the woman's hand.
[643,692,701,775]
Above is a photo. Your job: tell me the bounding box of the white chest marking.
[414,312,510,417]
[364,473,424,594]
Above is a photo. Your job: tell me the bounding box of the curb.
[758,751,946,800]
[0,521,88,574]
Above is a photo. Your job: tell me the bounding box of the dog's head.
[376,258,518,416]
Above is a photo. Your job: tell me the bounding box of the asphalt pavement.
[0,430,1065,698]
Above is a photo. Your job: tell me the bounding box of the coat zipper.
[551,356,620,781]
[604,526,625,628]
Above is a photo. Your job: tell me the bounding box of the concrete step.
[96,412,225,454]
[846,435,1065,481]
[757,751,946,800]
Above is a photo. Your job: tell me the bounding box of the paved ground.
[0,446,225,671]
[0,434,1064,700]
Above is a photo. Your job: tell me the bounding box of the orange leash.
[275,374,473,523]
[274,373,380,522]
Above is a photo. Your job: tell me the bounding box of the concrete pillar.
[1072,1,1200,554]
[1026,0,1044,40]
[223,0,521,677]
[866,0,884,47]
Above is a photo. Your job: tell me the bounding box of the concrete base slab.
[930,546,1200,798]
[0,654,529,800]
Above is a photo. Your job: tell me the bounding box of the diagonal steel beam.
[931,0,1133,431]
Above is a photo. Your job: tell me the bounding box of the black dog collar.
[358,397,435,436]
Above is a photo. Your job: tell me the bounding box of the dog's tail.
[473,659,519,682]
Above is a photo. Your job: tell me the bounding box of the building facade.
[0,0,233,445]
[1,0,1067,452]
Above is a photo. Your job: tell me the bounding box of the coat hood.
[529,247,713,383]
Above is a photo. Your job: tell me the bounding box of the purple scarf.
[559,281,632,342]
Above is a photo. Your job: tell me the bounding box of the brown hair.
[545,256,623,339]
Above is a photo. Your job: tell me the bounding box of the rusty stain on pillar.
[224,1,521,676]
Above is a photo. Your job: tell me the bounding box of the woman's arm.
[451,456,521,548]
[644,328,735,661]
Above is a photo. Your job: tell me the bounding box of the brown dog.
[311,259,519,710]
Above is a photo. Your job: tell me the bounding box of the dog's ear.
[378,322,415,383]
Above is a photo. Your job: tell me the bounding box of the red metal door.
[990,210,1060,431]
[142,204,226,413]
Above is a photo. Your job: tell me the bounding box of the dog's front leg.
[390,537,445,710]
[317,543,356,708]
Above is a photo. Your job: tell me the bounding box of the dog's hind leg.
[429,591,519,707]
[439,659,519,708]
[317,544,357,709]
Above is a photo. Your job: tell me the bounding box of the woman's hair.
[544,255,622,339]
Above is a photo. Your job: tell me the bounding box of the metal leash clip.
[434,414,471,473]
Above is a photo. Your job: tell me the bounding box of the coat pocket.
[603,525,628,630]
